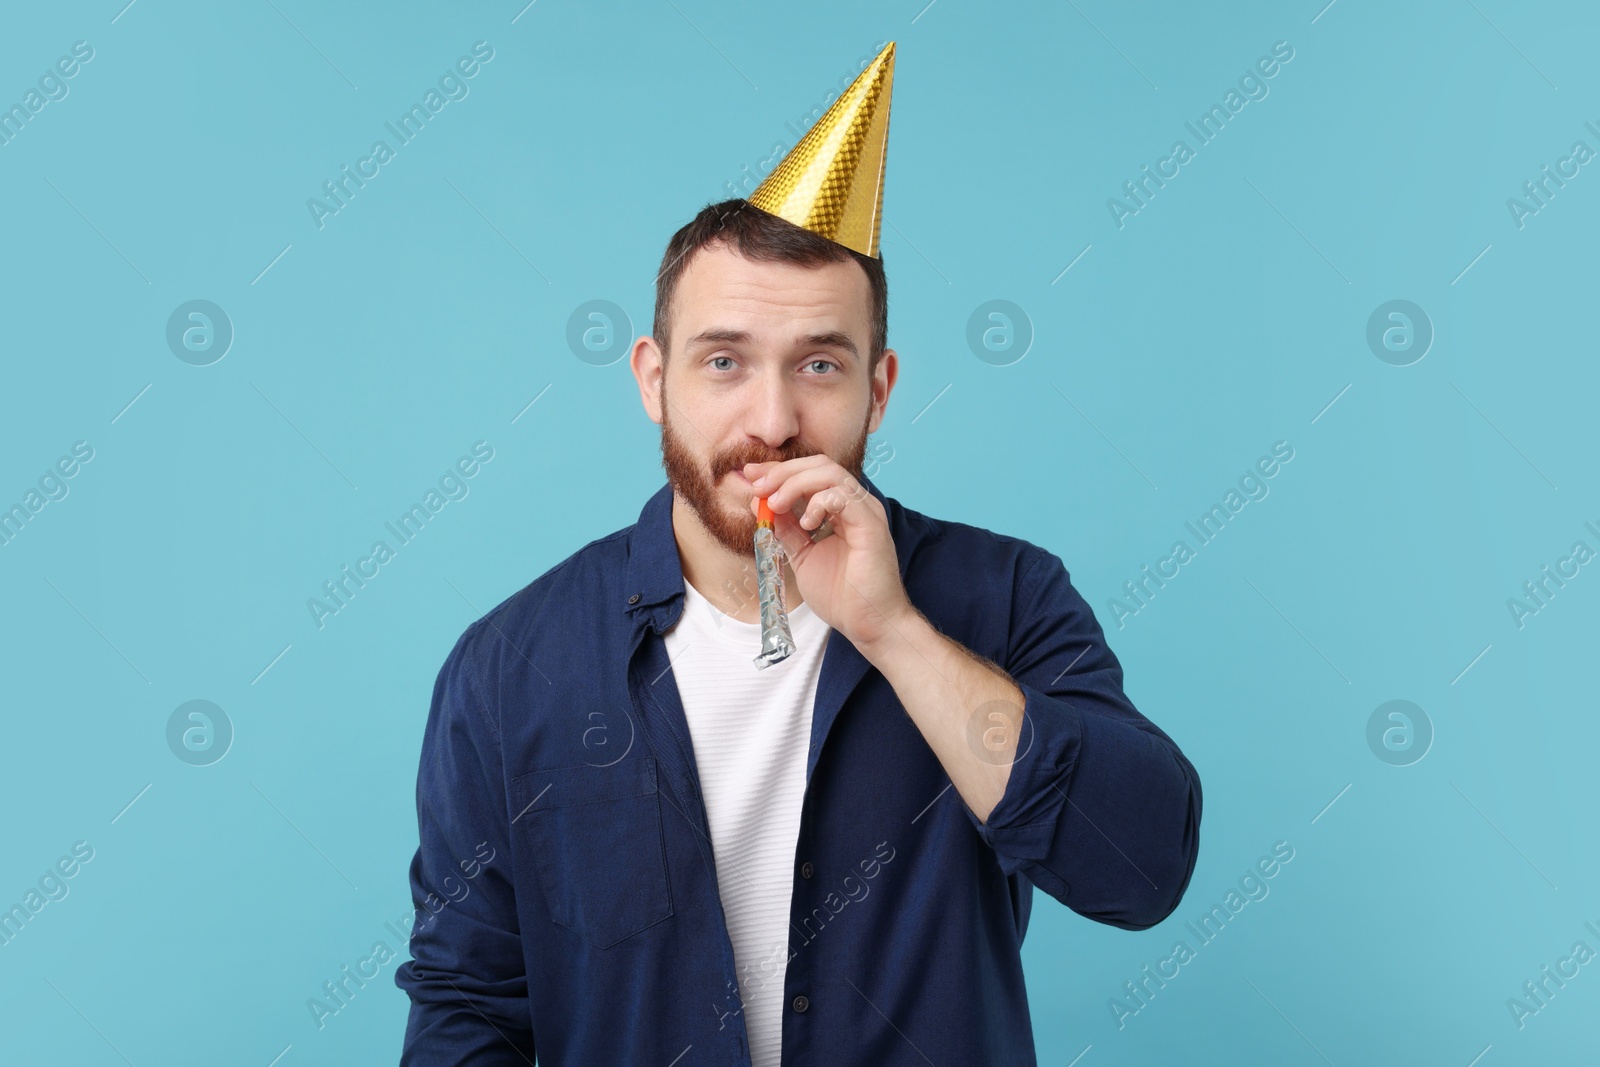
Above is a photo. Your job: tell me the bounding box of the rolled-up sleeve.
[965,546,1203,931]
[395,626,537,1063]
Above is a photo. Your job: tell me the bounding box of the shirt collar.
[623,472,892,625]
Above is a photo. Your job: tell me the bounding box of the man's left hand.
[744,456,915,651]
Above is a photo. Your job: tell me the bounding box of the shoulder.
[444,523,635,680]
[883,494,1066,652]
[885,493,1055,588]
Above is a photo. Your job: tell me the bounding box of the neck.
[671,492,803,625]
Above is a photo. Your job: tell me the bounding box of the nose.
[744,367,800,450]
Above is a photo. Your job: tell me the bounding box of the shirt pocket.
[511,756,674,949]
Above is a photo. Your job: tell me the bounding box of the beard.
[658,386,870,558]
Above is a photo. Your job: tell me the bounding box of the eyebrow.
[686,328,859,363]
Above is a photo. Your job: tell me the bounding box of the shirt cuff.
[963,680,1084,881]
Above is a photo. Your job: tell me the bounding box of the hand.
[744,456,916,651]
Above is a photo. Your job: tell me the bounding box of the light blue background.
[2,1,1595,1063]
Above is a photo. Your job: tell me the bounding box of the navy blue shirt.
[395,475,1202,1065]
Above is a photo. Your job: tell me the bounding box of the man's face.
[632,241,896,557]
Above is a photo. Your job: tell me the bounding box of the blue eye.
[710,356,734,370]
[808,360,838,374]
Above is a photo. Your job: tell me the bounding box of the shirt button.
[792,994,809,1013]
[800,861,813,879]
[627,593,641,604]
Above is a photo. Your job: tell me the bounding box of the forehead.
[672,241,871,340]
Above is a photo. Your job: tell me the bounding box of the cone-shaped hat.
[746,42,895,259]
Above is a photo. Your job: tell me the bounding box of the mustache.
[715,443,819,478]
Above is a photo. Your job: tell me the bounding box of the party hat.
[746,42,895,259]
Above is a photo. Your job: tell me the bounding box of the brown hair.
[652,198,888,374]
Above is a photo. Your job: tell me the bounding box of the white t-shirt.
[662,577,832,1066]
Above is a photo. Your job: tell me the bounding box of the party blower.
[750,495,836,669]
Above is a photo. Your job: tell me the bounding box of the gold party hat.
[746,42,895,259]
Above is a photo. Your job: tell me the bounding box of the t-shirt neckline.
[680,578,828,646]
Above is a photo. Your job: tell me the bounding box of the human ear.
[630,335,665,425]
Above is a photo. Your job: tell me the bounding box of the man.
[396,43,1200,1065]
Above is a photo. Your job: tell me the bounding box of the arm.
[395,627,537,1063]
[861,546,1203,930]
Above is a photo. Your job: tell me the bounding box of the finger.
[755,492,825,558]
[758,462,860,516]
[767,506,815,562]
[782,476,877,540]
[785,495,870,563]
[796,484,851,533]
[742,454,828,488]
[753,491,831,548]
